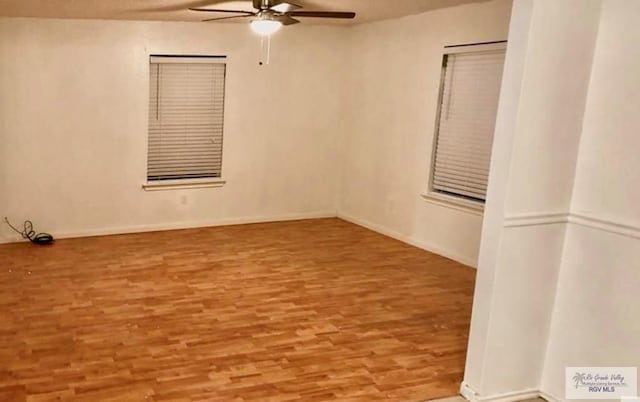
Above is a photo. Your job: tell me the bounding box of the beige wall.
[465,0,602,395]
[0,18,347,242]
[338,0,513,267]
[464,0,640,400]
[0,1,514,265]
[541,0,640,399]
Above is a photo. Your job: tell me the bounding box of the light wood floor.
[0,218,476,401]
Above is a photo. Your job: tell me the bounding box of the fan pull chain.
[258,35,273,66]
[267,34,272,65]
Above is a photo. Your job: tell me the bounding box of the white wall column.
[463,0,603,399]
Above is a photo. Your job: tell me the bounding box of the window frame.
[143,54,228,191]
[423,41,507,213]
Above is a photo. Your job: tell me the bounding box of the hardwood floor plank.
[0,218,475,401]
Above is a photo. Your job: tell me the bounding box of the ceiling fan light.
[250,19,282,35]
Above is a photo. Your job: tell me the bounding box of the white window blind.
[148,56,226,181]
[431,48,505,203]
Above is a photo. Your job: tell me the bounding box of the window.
[428,43,506,208]
[146,55,227,189]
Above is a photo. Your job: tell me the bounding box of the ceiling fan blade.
[288,11,356,19]
[190,8,255,15]
[274,14,300,25]
[202,14,254,22]
[270,2,302,13]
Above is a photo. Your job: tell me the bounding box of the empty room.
[1,0,638,401]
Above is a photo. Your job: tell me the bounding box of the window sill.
[421,191,484,215]
[142,178,226,191]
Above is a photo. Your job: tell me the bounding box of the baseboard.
[460,381,540,402]
[337,212,477,268]
[0,211,336,244]
[538,390,562,402]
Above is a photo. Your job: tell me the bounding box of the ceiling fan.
[190,0,356,35]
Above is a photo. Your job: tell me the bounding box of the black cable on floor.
[4,217,54,245]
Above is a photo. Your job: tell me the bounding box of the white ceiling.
[0,0,491,25]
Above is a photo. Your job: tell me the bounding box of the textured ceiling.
[0,0,491,25]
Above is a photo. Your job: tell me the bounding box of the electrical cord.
[4,217,54,245]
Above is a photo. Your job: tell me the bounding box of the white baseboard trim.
[538,390,562,402]
[337,212,477,268]
[460,381,540,402]
[0,211,336,244]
